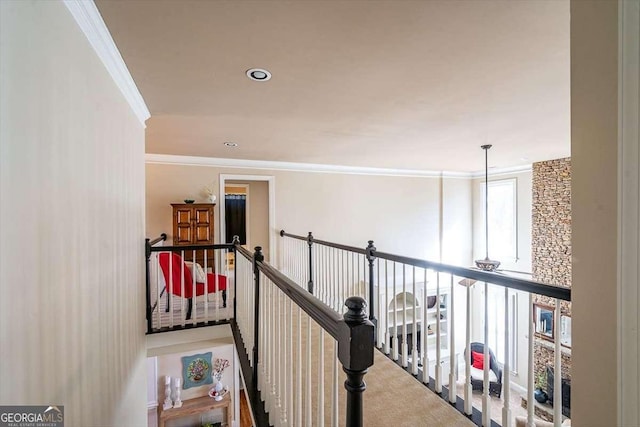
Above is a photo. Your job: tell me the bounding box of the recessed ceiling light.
[246,68,272,82]
[223,142,238,147]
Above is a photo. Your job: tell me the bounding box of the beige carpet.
[363,351,475,427]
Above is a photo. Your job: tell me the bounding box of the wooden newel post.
[338,296,375,427]
[145,238,152,334]
[307,232,314,294]
[252,246,264,383]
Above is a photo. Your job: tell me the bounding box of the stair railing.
[280,230,572,427]
[145,234,236,333]
[234,243,374,427]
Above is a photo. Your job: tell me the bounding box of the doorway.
[224,184,249,246]
[219,174,275,263]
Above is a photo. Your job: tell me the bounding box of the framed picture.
[533,303,554,341]
[182,352,213,389]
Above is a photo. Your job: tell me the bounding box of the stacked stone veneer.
[532,158,572,383]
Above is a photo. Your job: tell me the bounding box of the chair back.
[468,342,500,374]
[158,252,195,298]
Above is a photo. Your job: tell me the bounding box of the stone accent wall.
[532,158,572,290]
[532,158,572,381]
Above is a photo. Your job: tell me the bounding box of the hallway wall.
[145,163,473,264]
[0,1,147,425]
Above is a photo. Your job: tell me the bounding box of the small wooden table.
[158,393,231,427]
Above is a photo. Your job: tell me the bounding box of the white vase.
[209,195,217,203]
[173,377,183,408]
[163,376,173,410]
[213,380,224,401]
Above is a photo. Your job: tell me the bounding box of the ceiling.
[96,0,570,173]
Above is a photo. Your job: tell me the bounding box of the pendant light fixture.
[474,144,501,272]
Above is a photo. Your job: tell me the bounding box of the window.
[486,287,518,371]
[481,178,518,263]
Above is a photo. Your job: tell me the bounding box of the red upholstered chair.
[158,252,227,320]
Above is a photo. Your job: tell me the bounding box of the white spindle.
[336,249,340,312]
[317,329,325,426]
[288,298,293,427]
[305,315,312,426]
[402,264,408,368]
[377,260,382,347]
[332,341,339,427]
[352,251,356,298]
[168,251,174,328]
[155,253,161,330]
[203,250,208,322]
[296,306,302,427]
[412,266,418,375]
[553,299,562,427]
[422,269,429,385]
[277,285,283,424]
[392,263,398,361]
[436,272,442,393]
[482,281,490,426]
[503,288,512,427]
[180,250,186,326]
[449,275,456,403]
[385,261,390,355]
[527,293,535,427]
[464,279,472,415]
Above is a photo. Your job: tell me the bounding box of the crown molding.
[145,154,458,178]
[145,154,533,178]
[470,164,532,178]
[63,0,150,126]
[144,153,444,177]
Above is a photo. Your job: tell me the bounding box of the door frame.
[219,174,275,261]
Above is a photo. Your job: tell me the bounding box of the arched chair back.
[466,341,504,397]
[157,252,228,319]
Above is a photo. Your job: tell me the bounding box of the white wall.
[146,163,468,260]
[0,2,146,425]
[154,342,235,427]
[570,1,619,425]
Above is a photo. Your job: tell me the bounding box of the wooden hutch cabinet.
[171,203,216,269]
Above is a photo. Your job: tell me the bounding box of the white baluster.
[385,261,390,355]
[464,279,472,415]
[527,293,535,427]
[277,287,282,424]
[449,275,456,404]
[392,263,398,361]
[180,250,185,327]
[402,264,408,367]
[204,250,208,322]
[412,266,418,375]
[422,269,429,385]
[503,288,512,427]
[317,329,325,426]
[436,272,442,393]
[553,300,562,427]
[332,341,339,427]
[288,298,293,427]
[377,260,383,348]
[305,315,312,427]
[482,281,490,427]
[297,306,302,427]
